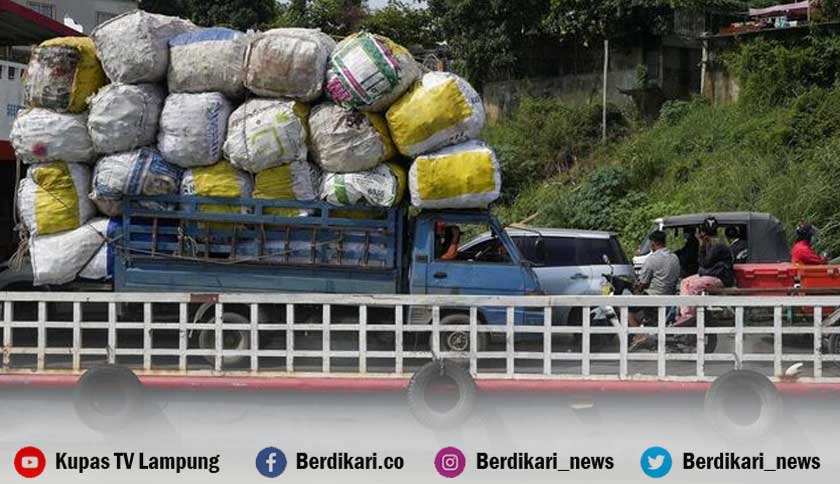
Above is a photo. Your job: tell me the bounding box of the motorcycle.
[592,255,717,353]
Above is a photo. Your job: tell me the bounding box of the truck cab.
[409,211,541,299]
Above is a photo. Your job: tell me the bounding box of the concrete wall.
[482,40,703,122]
[483,44,646,123]
[703,63,740,105]
[13,0,137,34]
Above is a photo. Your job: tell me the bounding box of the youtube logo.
[15,446,46,478]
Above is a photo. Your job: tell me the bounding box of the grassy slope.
[488,92,840,256]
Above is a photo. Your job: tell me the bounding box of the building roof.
[0,0,82,46]
[749,1,810,18]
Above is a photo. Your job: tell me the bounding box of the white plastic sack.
[321,163,405,208]
[30,218,115,286]
[386,71,486,157]
[11,108,94,164]
[224,99,308,174]
[325,32,420,112]
[92,10,196,83]
[243,28,335,101]
[88,83,165,155]
[309,103,395,173]
[90,148,182,216]
[17,162,96,237]
[168,27,249,98]
[409,140,501,209]
[158,93,233,168]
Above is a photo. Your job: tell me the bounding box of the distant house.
[11,0,136,33]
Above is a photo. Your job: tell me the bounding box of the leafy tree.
[427,0,550,88]
[189,0,277,31]
[360,1,441,47]
[275,0,368,36]
[542,1,797,44]
[140,0,276,31]
[137,0,193,18]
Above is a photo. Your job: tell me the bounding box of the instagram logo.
[14,446,46,478]
[435,447,466,478]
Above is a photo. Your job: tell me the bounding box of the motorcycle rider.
[629,230,680,346]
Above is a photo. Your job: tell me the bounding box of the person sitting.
[791,223,826,266]
[435,223,461,261]
[629,230,680,344]
[673,218,734,327]
[675,227,699,278]
[725,226,749,264]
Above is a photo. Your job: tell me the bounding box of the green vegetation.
[491,34,840,257]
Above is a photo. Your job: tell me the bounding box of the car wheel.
[439,313,488,354]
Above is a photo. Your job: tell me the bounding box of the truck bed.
[116,195,407,294]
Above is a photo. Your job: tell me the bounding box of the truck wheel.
[74,365,143,433]
[198,312,251,367]
[406,360,477,429]
[828,333,840,354]
[704,370,782,442]
[440,314,488,353]
[704,333,718,353]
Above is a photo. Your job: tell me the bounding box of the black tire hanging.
[406,360,477,429]
[704,369,782,442]
[74,365,144,433]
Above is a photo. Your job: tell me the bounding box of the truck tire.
[704,369,782,442]
[198,312,252,367]
[74,365,144,433]
[440,313,488,354]
[827,333,840,355]
[406,360,477,429]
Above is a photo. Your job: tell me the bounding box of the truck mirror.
[602,254,611,265]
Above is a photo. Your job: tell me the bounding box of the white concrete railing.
[1,292,840,383]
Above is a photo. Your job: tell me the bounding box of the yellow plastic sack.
[17,162,96,236]
[253,161,320,217]
[26,37,107,113]
[181,161,253,228]
[386,72,486,157]
[409,141,500,209]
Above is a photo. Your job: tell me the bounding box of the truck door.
[424,218,537,297]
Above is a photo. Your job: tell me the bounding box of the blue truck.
[39,194,546,354]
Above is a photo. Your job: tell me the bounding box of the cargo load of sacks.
[10,8,508,288]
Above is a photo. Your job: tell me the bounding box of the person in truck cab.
[628,230,680,343]
[435,222,461,261]
[791,223,827,265]
[673,218,735,327]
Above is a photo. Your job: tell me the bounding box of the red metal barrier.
[2,374,840,396]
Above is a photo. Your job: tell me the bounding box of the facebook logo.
[256,447,287,478]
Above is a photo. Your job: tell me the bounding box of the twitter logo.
[640,446,672,478]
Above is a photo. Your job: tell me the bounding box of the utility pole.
[602,38,609,142]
